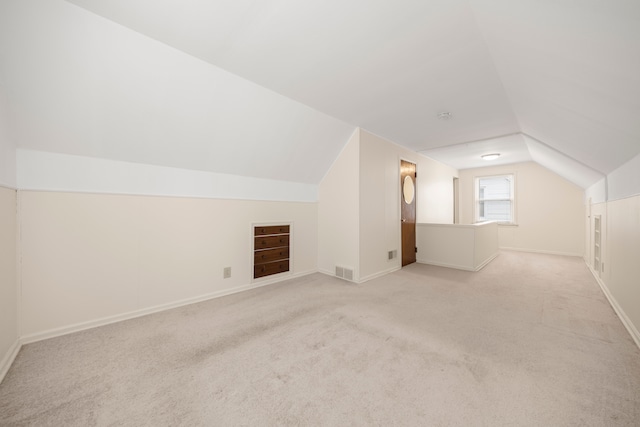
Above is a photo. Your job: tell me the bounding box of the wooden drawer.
[254,225,290,236]
[254,247,289,265]
[254,260,289,278]
[254,234,290,250]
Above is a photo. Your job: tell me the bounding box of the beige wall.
[358,131,407,281]
[0,186,18,380]
[358,130,458,281]
[459,162,584,256]
[318,129,360,278]
[586,197,640,347]
[318,128,458,282]
[416,222,498,271]
[416,152,459,224]
[19,191,318,339]
[584,153,640,347]
[602,196,640,344]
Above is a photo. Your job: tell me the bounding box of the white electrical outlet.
[223,267,231,279]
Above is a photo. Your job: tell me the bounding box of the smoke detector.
[437,111,453,120]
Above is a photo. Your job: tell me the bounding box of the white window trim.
[474,173,517,225]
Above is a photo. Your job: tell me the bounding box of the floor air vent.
[335,266,354,281]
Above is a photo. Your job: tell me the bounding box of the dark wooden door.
[401,160,416,266]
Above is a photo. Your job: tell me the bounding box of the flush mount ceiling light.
[437,111,452,120]
[481,153,501,161]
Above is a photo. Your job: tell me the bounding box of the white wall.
[358,131,405,281]
[416,222,498,272]
[0,186,18,381]
[358,130,458,281]
[604,196,640,345]
[585,177,607,205]
[459,162,584,256]
[319,128,458,282]
[318,128,458,282]
[0,62,18,380]
[607,153,640,202]
[0,81,16,188]
[417,154,458,224]
[318,129,360,278]
[19,191,318,339]
[585,152,640,348]
[17,149,317,202]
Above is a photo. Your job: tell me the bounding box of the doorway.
[401,160,416,266]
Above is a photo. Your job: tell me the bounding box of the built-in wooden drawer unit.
[253,224,290,279]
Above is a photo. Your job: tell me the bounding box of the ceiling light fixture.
[437,111,452,120]
[481,153,501,161]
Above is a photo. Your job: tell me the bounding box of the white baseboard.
[318,265,403,284]
[500,247,583,257]
[0,339,21,384]
[587,263,640,350]
[416,258,477,272]
[21,270,317,345]
[317,268,357,283]
[416,250,499,272]
[357,266,401,283]
[475,252,500,271]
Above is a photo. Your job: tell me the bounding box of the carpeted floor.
[1,251,639,426]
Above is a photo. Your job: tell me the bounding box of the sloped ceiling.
[0,0,355,184]
[2,0,639,187]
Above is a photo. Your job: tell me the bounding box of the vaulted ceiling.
[2,0,639,188]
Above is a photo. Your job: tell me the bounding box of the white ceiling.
[2,0,639,187]
[420,133,532,170]
[65,0,521,149]
[420,132,604,188]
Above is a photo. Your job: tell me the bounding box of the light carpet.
[1,251,639,426]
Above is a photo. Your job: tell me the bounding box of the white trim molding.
[0,183,18,191]
[587,264,640,350]
[415,255,498,272]
[500,247,584,258]
[0,339,21,385]
[20,270,316,345]
[357,266,402,283]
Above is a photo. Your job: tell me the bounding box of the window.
[475,174,515,224]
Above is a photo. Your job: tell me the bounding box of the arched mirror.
[403,175,415,204]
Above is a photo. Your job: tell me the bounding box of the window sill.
[498,223,519,227]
